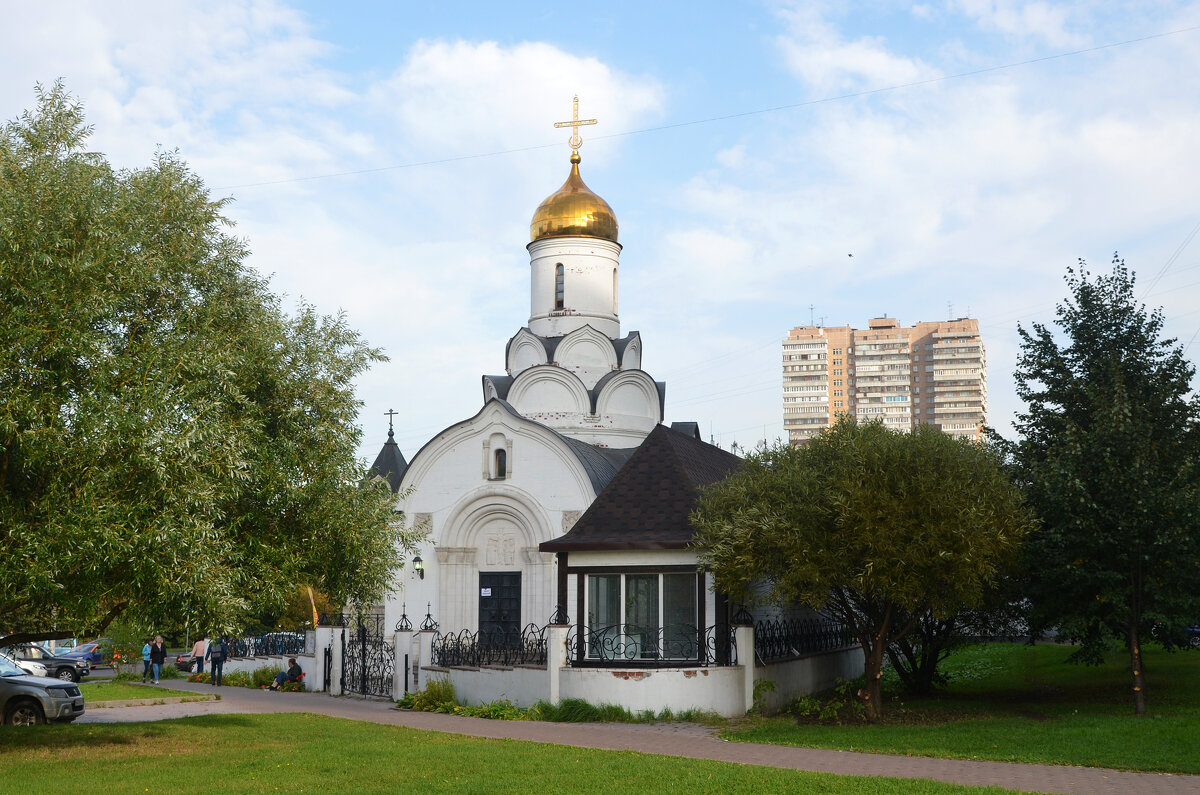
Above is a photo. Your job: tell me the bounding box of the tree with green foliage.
[884,583,1028,696]
[692,417,1034,719]
[0,83,422,638]
[1010,256,1200,715]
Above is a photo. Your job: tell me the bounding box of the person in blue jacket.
[141,638,152,683]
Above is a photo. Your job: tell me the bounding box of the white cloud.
[774,3,940,92]
[369,40,663,156]
[952,0,1090,48]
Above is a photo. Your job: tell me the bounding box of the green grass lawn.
[78,681,202,702]
[0,713,1021,794]
[726,643,1200,773]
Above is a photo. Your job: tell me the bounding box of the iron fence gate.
[341,616,394,697]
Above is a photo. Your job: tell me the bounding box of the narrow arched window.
[554,264,564,310]
[612,268,618,314]
[494,449,507,479]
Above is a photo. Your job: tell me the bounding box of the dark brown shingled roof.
[540,424,742,551]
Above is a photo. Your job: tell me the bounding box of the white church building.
[349,120,861,715]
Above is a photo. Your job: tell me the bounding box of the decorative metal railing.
[565,623,737,667]
[431,623,549,667]
[229,632,307,658]
[342,619,394,698]
[753,617,854,662]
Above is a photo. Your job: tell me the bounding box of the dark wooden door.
[479,572,521,646]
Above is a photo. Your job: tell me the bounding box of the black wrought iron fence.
[431,623,548,667]
[565,623,737,667]
[753,618,854,662]
[342,617,395,697]
[229,632,307,658]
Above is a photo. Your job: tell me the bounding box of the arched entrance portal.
[436,490,554,633]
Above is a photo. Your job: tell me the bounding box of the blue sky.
[3,1,1199,462]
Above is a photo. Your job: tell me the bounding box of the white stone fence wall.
[309,623,863,713]
[409,625,861,717]
[197,631,320,690]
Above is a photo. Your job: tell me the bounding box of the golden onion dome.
[530,153,618,243]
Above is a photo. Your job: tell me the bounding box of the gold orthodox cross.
[553,95,597,156]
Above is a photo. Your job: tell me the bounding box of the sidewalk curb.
[88,695,220,709]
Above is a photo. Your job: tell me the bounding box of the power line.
[1140,218,1200,299]
[218,24,1200,191]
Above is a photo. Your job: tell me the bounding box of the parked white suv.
[0,654,85,725]
[1,651,47,678]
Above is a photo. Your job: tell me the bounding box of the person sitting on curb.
[269,658,303,691]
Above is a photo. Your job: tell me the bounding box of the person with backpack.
[206,635,227,685]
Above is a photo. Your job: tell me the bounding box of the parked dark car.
[0,643,89,682]
[1186,626,1200,649]
[174,651,200,673]
[59,638,114,667]
[0,654,85,725]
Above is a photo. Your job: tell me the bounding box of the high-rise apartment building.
[782,317,986,444]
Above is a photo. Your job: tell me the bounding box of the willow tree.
[692,418,1034,719]
[0,83,420,637]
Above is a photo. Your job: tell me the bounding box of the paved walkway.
[79,679,1200,794]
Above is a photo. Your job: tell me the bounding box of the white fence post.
[547,625,567,706]
[736,624,755,715]
[392,631,411,700]
[313,627,333,692]
[329,626,345,696]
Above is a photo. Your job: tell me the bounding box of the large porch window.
[584,571,698,661]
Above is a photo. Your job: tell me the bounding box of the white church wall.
[506,329,548,375]
[393,404,597,635]
[595,371,660,423]
[559,665,748,717]
[508,366,591,416]
[528,238,621,339]
[554,325,618,389]
[424,664,549,708]
[219,653,317,690]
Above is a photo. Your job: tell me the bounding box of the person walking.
[190,635,207,675]
[206,635,227,686]
[141,638,152,683]
[148,635,167,684]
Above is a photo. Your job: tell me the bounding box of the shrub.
[783,677,868,725]
[252,666,284,689]
[403,679,457,713]
[533,698,636,723]
[452,699,530,720]
[222,670,252,688]
[279,673,306,692]
[187,672,211,684]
